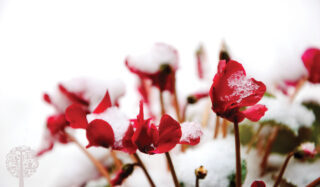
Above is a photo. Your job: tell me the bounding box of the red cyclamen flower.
[209,60,267,123]
[125,43,179,93]
[302,47,320,84]
[131,102,202,154]
[251,180,266,187]
[37,78,125,156]
[66,91,137,153]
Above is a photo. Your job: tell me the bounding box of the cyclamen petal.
[65,104,88,129]
[241,104,268,122]
[179,121,203,145]
[46,114,68,135]
[151,115,182,154]
[92,91,112,114]
[302,48,320,83]
[86,119,115,148]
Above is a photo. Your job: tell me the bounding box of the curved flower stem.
[246,125,264,154]
[273,152,294,187]
[214,116,221,139]
[233,120,242,187]
[133,153,156,187]
[201,100,211,127]
[260,126,279,176]
[68,134,112,186]
[173,77,182,122]
[306,177,320,187]
[165,152,180,187]
[110,150,122,171]
[159,91,166,116]
[290,76,307,102]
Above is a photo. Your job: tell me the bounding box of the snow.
[226,71,259,103]
[259,95,315,134]
[87,107,130,149]
[175,138,239,187]
[180,121,203,144]
[126,43,178,74]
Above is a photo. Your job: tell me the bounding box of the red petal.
[241,104,267,122]
[43,93,51,104]
[58,84,89,106]
[251,180,266,187]
[86,119,115,148]
[120,125,137,153]
[93,90,112,114]
[302,48,320,83]
[65,104,88,129]
[46,114,68,135]
[151,115,181,154]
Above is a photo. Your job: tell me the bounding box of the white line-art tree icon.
[6,146,39,187]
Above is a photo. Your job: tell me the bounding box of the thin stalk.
[159,91,165,116]
[234,121,242,187]
[222,119,228,138]
[68,134,112,186]
[201,100,211,127]
[260,126,280,176]
[195,176,200,187]
[273,152,294,187]
[306,177,320,187]
[133,153,156,187]
[110,150,122,171]
[246,125,264,154]
[214,116,221,139]
[290,76,307,102]
[165,152,180,187]
[173,84,182,122]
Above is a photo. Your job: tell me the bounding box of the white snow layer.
[87,107,130,149]
[126,43,178,74]
[175,138,237,187]
[50,77,125,112]
[180,121,203,144]
[259,96,315,134]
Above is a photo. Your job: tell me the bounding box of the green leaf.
[228,160,247,187]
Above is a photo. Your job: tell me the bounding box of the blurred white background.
[0,0,319,186]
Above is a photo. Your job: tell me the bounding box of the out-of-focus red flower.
[111,164,136,186]
[209,60,267,123]
[125,43,179,93]
[251,180,266,187]
[302,48,320,84]
[131,102,201,154]
[294,142,318,160]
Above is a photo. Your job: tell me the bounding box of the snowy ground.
[1,0,320,186]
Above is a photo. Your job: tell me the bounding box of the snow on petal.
[126,43,178,74]
[179,121,203,145]
[87,107,130,149]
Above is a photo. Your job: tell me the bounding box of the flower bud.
[195,165,207,179]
